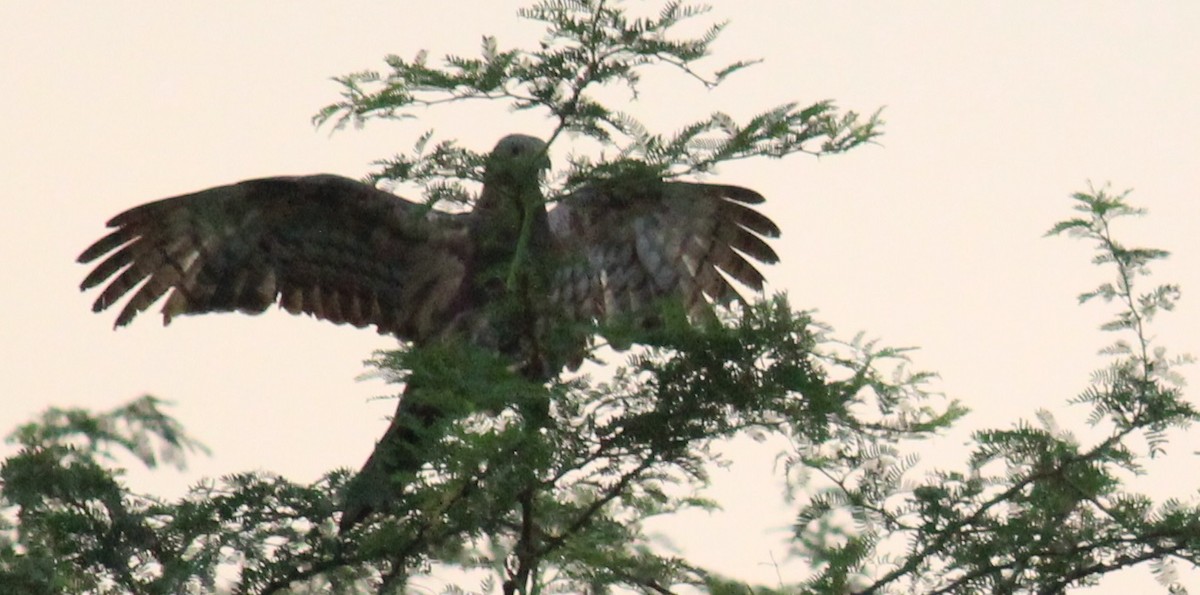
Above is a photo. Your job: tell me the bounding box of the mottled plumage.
[78,133,781,530]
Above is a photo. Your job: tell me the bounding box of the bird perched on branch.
[78,133,781,531]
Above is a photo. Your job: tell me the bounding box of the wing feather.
[547,179,780,325]
[79,174,470,341]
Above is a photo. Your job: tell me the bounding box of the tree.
[3,1,1197,593]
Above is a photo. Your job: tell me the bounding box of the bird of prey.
[78,133,781,530]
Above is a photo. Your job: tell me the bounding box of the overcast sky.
[3,2,1199,591]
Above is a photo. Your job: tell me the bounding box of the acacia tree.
[3,2,1198,594]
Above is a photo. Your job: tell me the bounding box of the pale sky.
[3,2,1199,592]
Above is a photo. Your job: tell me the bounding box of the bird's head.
[484,134,549,188]
[489,134,549,168]
[478,134,551,216]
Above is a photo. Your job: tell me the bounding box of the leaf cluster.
[313,0,881,207]
[0,295,953,594]
[756,186,1200,594]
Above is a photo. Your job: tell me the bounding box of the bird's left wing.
[546,179,780,326]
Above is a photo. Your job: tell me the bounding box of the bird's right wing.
[79,174,471,341]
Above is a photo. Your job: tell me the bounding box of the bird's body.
[79,134,781,530]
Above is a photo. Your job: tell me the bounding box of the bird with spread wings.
[78,133,781,530]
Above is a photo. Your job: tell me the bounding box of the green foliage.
[2,296,949,594]
[332,299,951,594]
[751,185,1199,594]
[9,395,208,471]
[1,397,213,593]
[313,0,881,207]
